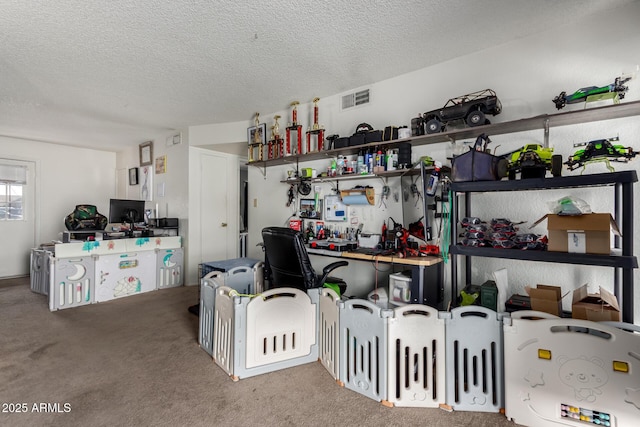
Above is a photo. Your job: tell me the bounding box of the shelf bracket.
[543,118,550,148]
[250,162,268,179]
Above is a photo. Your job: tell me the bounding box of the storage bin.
[504,312,640,427]
[387,304,446,408]
[443,306,505,412]
[339,299,392,402]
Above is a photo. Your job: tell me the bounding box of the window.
[0,163,26,221]
[0,183,23,220]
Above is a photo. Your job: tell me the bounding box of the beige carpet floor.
[0,277,520,426]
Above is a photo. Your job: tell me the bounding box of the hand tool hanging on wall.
[286,184,295,207]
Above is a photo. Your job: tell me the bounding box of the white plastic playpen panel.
[94,251,157,302]
[224,264,264,295]
[199,274,224,357]
[444,306,505,413]
[50,256,95,311]
[504,312,640,427]
[156,248,183,289]
[339,299,391,402]
[318,288,341,380]
[212,287,319,380]
[212,285,235,375]
[245,288,316,368]
[387,304,446,408]
[30,248,52,295]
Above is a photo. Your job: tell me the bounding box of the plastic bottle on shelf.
[357,150,364,174]
[364,148,373,174]
[426,161,442,197]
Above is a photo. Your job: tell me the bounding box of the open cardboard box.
[531,213,620,255]
[571,284,621,321]
[525,284,566,316]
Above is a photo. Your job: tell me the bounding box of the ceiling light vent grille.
[341,89,370,110]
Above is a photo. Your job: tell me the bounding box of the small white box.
[389,271,412,306]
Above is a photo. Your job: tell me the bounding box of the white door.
[199,152,237,262]
[0,159,36,278]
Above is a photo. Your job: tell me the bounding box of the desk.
[308,247,444,309]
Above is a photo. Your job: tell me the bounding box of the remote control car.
[552,76,631,110]
[564,136,637,172]
[423,89,502,134]
[505,143,563,179]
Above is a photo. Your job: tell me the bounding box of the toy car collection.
[422,89,502,134]
[552,76,631,110]
[459,217,546,250]
[564,136,637,172]
[504,143,563,179]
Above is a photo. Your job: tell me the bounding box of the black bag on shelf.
[334,137,350,149]
[348,133,365,146]
[451,134,507,182]
[365,130,383,144]
[383,126,398,141]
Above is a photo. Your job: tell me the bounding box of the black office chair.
[261,226,348,295]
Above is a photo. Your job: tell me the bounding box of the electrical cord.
[441,187,452,263]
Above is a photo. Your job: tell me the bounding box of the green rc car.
[565,136,637,172]
[505,143,563,180]
[552,76,631,110]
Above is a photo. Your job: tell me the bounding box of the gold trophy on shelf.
[268,115,284,159]
[286,101,302,156]
[248,112,264,162]
[306,97,325,152]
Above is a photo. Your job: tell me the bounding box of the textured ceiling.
[0,0,636,152]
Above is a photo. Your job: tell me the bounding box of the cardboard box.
[572,284,621,322]
[526,284,563,316]
[532,213,620,255]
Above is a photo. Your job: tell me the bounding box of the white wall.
[243,1,640,321]
[115,129,190,277]
[0,135,116,244]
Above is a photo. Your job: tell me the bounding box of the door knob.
[221,222,228,227]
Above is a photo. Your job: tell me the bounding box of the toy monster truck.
[565,136,637,172]
[505,143,563,180]
[552,76,631,110]
[423,89,502,134]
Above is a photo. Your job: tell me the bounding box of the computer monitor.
[108,198,145,224]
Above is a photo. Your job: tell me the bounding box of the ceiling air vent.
[341,88,370,110]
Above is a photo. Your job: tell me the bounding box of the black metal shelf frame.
[450,171,637,323]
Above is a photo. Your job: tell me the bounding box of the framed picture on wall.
[140,165,153,201]
[128,167,139,185]
[155,155,166,174]
[247,123,267,145]
[139,141,153,166]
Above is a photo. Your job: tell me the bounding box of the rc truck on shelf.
[423,89,502,134]
[505,143,563,180]
[564,136,637,172]
[552,76,631,110]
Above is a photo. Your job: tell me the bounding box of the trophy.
[248,112,264,162]
[306,97,325,152]
[285,101,302,156]
[267,115,284,159]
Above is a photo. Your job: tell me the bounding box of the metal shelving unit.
[450,171,637,323]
